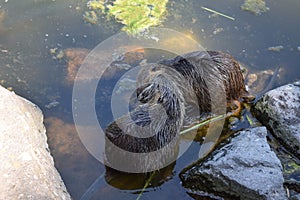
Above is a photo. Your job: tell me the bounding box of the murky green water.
[0,0,300,199]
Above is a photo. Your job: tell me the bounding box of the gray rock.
[254,81,300,157]
[180,127,287,200]
[0,86,71,200]
[290,194,300,200]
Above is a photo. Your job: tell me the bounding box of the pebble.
[268,45,284,52]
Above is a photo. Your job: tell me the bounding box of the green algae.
[85,0,168,35]
[87,0,105,11]
[241,0,269,15]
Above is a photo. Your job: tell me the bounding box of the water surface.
[0,0,299,199]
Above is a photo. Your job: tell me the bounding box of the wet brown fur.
[105,51,247,171]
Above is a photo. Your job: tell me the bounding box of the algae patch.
[87,0,105,11]
[241,0,269,15]
[84,0,168,35]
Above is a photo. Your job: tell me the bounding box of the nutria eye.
[151,67,157,72]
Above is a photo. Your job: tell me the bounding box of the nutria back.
[158,51,247,112]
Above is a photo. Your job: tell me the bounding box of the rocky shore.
[180,80,300,199]
[0,85,71,200]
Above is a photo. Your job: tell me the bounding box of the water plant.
[85,0,168,35]
[87,0,105,11]
[241,0,269,15]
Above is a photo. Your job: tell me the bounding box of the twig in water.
[136,171,156,200]
[180,114,226,135]
[201,6,235,21]
[245,113,254,126]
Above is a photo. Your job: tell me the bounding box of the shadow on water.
[0,0,300,199]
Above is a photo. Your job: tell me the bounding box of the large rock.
[254,81,300,157]
[0,86,71,200]
[180,127,287,200]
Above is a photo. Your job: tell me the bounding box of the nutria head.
[106,63,185,149]
[105,63,186,172]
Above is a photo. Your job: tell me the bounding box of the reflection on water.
[0,0,300,199]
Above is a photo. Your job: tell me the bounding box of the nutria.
[104,51,248,172]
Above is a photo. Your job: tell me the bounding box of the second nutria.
[105,51,248,172]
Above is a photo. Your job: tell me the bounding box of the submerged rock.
[180,127,287,200]
[63,48,91,85]
[44,117,105,199]
[0,86,71,200]
[63,47,145,85]
[240,62,286,99]
[254,81,300,157]
[245,69,275,94]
